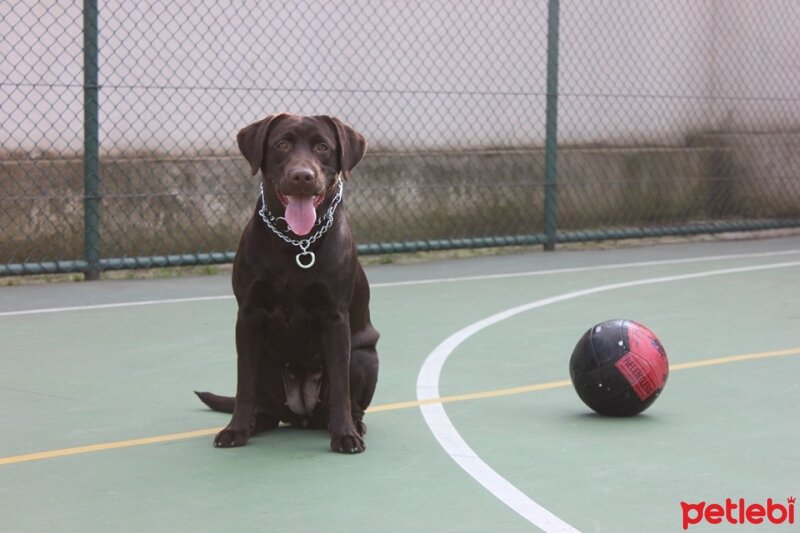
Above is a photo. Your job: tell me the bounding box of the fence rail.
[2,1,800,278]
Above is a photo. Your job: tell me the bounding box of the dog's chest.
[255,276,340,364]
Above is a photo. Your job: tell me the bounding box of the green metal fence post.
[83,0,101,280]
[543,0,560,251]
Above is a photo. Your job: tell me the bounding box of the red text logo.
[681,497,795,529]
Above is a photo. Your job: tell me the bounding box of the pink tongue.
[285,196,316,236]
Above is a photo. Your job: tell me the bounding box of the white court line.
[1,248,798,317]
[0,295,233,317]
[416,259,800,532]
[373,248,800,288]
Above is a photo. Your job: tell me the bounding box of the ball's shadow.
[567,411,661,424]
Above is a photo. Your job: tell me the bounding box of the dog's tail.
[194,391,235,413]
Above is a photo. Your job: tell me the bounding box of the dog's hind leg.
[253,411,280,433]
[349,346,379,436]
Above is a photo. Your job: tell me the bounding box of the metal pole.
[83,0,101,280]
[543,0,560,251]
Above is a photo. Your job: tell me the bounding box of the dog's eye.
[275,141,291,151]
[314,143,330,153]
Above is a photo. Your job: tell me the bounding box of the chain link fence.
[3,1,800,277]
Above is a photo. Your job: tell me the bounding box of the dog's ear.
[237,113,286,176]
[320,116,367,180]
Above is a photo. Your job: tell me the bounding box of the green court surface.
[1,236,799,532]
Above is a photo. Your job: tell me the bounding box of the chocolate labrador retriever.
[195,113,379,454]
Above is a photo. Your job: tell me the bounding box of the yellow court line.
[1,347,799,467]
[0,428,220,466]
[367,380,574,413]
[668,347,800,370]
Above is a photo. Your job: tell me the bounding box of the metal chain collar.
[258,179,344,269]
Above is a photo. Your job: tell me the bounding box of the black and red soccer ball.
[569,319,669,416]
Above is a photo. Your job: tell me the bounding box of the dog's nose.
[288,168,315,183]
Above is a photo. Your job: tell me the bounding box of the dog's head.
[237,113,367,236]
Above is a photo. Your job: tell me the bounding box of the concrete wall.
[2,1,799,155]
[3,2,798,265]
[4,133,799,263]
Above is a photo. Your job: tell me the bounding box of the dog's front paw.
[330,432,365,454]
[214,425,251,448]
